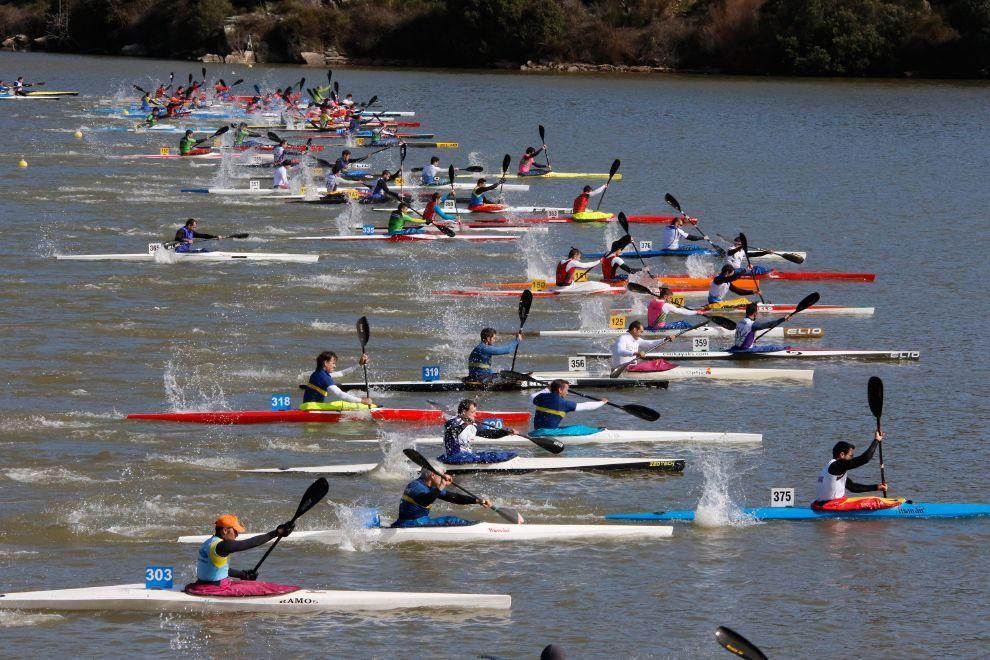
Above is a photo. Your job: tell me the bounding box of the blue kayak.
[606,503,990,522]
[587,246,720,259]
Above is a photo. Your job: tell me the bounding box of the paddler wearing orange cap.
[188,514,294,589]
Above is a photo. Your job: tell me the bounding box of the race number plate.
[531,279,547,292]
[362,225,376,235]
[159,147,169,156]
[573,270,589,283]
[271,393,291,411]
[692,337,710,352]
[249,180,260,190]
[422,366,441,382]
[770,488,794,508]
[639,240,653,251]
[145,566,174,590]
[568,356,587,372]
[608,314,626,330]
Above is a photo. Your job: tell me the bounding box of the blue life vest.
[397,478,443,521]
[195,536,228,582]
[532,391,577,430]
[301,369,334,403]
[175,226,195,253]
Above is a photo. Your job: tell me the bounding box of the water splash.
[692,451,759,528]
[685,253,716,278]
[162,350,228,412]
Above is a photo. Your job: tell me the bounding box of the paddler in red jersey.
[423,192,457,226]
[813,432,897,512]
[600,242,643,283]
[518,145,550,176]
[572,184,607,214]
[183,514,298,598]
[213,79,231,101]
[154,84,167,98]
[556,248,601,286]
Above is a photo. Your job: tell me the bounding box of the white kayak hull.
[533,368,815,383]
[612,349,921,361]
[531,327,824,340]
[0,583,509,613]
[372,206,570,214]
[55,251,319,263]
[185,183,530,195]
[243,455,687,475]
[403,430,762,446]
[287,234,517,242]
[178,523,673,545]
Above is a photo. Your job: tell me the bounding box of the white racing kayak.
[244,455,687,475]
[181,182,531,195]
[354,429,763,446]
[287,233,518,242]
[0,583,509,613]
[581,349,921,361]
[531,368,815,383]
[178,523,673,545]
[371,206,570,214]
[529,327,824,340]
[56,251,319,263]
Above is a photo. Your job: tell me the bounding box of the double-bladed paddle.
[448,164,461,224]
[618,212,652,275]
[403,449,524,523]
[382,189,457,237]
[752,292,820,342]
[426,399,564,454]
[497,154,511,197]
[663,193,723,255]
[625,282,737,331]
[868,376,886,493]
[192,125,229,148]
[510,290,533,371]
[715,626,767,660]
[162,231,249,250]
[251,478,330,573]
[538,125,552,169]
[500,371,660,422]
[738,233,766,303]
[595,159,621,211]
[716,233,804,265]
[356,316,371,398]
[412,165,483,173]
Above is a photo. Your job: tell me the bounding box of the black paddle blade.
[664,193,682,213]
[201,67,207,80]
[868,376,884,420]
[518,289,533,324]
[400,143,407,163]
[618,211,630,234]
[626,281,655,296]
[188,73,193,85]
[795,291,821,313]
[465,165,484,172]
[622,403,661,422]
[133,84,147,94]
[493,505,524,524]
[294,478,330,520]
[436,224,456,237]
[538,125,546,143]
[608,158,620,177]
[528,435,565,454]
[501,369,541,384]
[214,125,230,137]
[610,234,632,253]
[709,315,737,330]
[403,448,438,474]
[327,69,333,84]
[781,252,805,264]
[448,164,455,185]
[356,316,370,349]
[334,81,339,94]
[267,131,281,143]
[367,95,378,107]
[227,233,249,240]
[715,626,767,660]
[231,78,243,86]
[738,232,749,250]
[501,153,511,174]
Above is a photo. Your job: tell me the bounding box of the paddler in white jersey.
[272,162,289,189]
[708,264,757,305]
[722,234,769,275]
[813,432,892,511]
[421,156,445,185]
[729,302,784,353]
[646,287,706,330]
[555,248,600,286]
[611,321,676,373]
[662,216,708,250]
[184,514,296,597]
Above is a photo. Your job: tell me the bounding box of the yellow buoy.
[18,157,28,168]
[74,130,83,139]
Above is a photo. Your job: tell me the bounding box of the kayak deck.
[400,430,763,445]
[606,503,990,522]
[55,252,319,263]
[338,377,669,392]
[580,349,920,362]
[125,408,529,425]
[243,456,687,475]
[0,583,510,613]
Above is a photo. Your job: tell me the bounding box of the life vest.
[196,536,229,582]
[423,199,438,222]
[573,192,590,214]
[442,416,474,456]
[467,343,494,375]
[532,391,577,430]
[733,317,757,349]
[815,459,846,501]
[709,277,731,303]
[600,254,623,281]
[300,369,334,403]
[647,299,668,327]
[397,479,440,520]
[555,259,581,286]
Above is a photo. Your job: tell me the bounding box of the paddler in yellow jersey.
[300,351,374,410]
[184,514,297,597]
[813,432,894,512]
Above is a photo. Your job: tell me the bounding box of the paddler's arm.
[572,259,601,269]
[215,523,294,557]
[728,283,756,296]
[574,400,607,411]
[438,489,483,506]
[615,263,641,275]
[845,478,887,493]
[478,182,501,194]
[828,435,882,474]
[192,231,220,240]
[588,184,608,198]
[477,340,519,357]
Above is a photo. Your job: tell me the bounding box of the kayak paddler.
[423,192,457,225]
[662,216,708,250]
[467,327,522,384]
[529,379,607,437]
[272,138,289,166]
[600,242,643,283]
[367,169,401,202]
[468,177,504,210]
[518,145,550,176]
[708,264,757,305]
[173,219,222,253]
[723,234,769,275]
[233,122,260,148]
[421,156,444,186]
[572,184,607,214]
[387,202,427,236]
[728,302,785,353]
[335,149,369,174]
[647,287,706,330]
[813,432,893,512]
[612,321,677,373]
[555,248,600,286]
[273,162,289,189]
[178,130,197,155]
[439,399,517,464]
[300,350,374,410]
[184,514,297,597]
[392,466,492,527]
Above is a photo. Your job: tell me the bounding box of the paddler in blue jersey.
[468,177,504,210]
[728,302,785,353]
[366,169,401,202]
[334,149,369,174]
[813,432,891,511]
[421,156,444,185]
[184,514,297,597]
[529,379,607,437]
[387,202,426,236]
[300,350,374,410]
[173,218,223,253]
[708,264,757,305]
[662,216,708,250]
[392,467,492,528]
[439,399,517,464]
[467,328,523,385]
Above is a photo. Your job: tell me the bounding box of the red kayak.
[471,215,696,225]
[126,408,529,425]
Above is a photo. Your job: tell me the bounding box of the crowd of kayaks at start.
[3,70,986,645]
